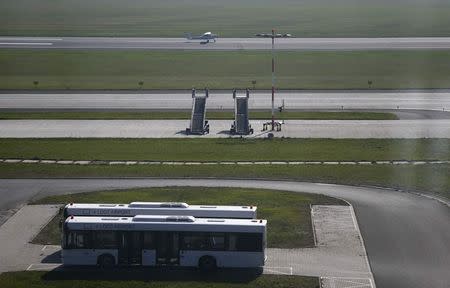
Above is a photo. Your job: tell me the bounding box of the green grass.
[0,271,319,288]
[1,138,449,162]
[1,163,449,199]
[1,0,449,37]
[2,49,450,89]
[0,111,398,120]
[32,187,345,248]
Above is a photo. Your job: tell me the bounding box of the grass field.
[2,50,450,89]
[1,138,449,162]
[1,0,449,37]
[0,111,398,120]
[32,187,345,248]
[0,271,319,288]
[1,163,449,199]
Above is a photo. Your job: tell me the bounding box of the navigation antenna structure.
[256,29,289,131]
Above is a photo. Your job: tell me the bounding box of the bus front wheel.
[98,254,115,269]
[198,255,217,272]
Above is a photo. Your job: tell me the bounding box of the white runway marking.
[0,42,53,46]
[0,37,62,41]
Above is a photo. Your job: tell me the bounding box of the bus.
[63,202,257,219]
[62,215,267,271]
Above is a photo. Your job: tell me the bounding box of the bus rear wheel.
[198,256,217,272]
[98,254,115,269]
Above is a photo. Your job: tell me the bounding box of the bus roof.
[65,215,266,233]
[64,202,257,219]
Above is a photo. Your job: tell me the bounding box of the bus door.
[118,231,142,265]
[156,232,180,265]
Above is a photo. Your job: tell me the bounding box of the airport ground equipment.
[186,88,209,135]
[262,121,282,132]
[230,89,254,135]
[63,202,257,219]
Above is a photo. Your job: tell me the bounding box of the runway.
[1,37,450,50]
[1,119,449,138]
[0,179,448,288]
[1,91,449,111]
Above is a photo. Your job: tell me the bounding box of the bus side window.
[66,231,91,249]
[182,232,225,250]
[209,233,225,250]
[228,234,238,251]
[229,233,262,252]
[67,232,76,249]
[93,231,118,249]
[143,232,155,249]
[182,233,209,250]
[76,232,90,249]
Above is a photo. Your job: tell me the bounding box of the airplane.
[185,32,218,43]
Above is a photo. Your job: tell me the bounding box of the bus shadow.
[41,250,62,264]
[42,267,263,283]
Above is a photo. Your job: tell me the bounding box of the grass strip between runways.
[0,111,398,120]
[1,138,449,162]
[2,49,450,89]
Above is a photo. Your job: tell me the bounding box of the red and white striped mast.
[271,28,275,130]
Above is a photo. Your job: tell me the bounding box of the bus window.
[143,232,155,249]
[94,231,118,249]
[66,231,91,249]
[76,233,89,248]
[209,233,225,250]
[229,233,262,252]
[182,232,225,250]
[182,233,209,250]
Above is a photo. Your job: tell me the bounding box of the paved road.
[0,179,448,288]
[1,91,449,111]
[1,119,450,138]
[1,37,450,50]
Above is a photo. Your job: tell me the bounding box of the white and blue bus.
[62,215,267,271]
[63,202,257,219]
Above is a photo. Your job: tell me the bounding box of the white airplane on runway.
[185,32,218,43]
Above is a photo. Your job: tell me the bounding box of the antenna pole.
[271,29,275,131]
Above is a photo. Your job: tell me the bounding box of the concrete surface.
[0,179,448,287]
[0,204,60,273]
[266,205,374,287]
[1,37,450,50]
[1,119,450,138]
[1,91,449,111]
